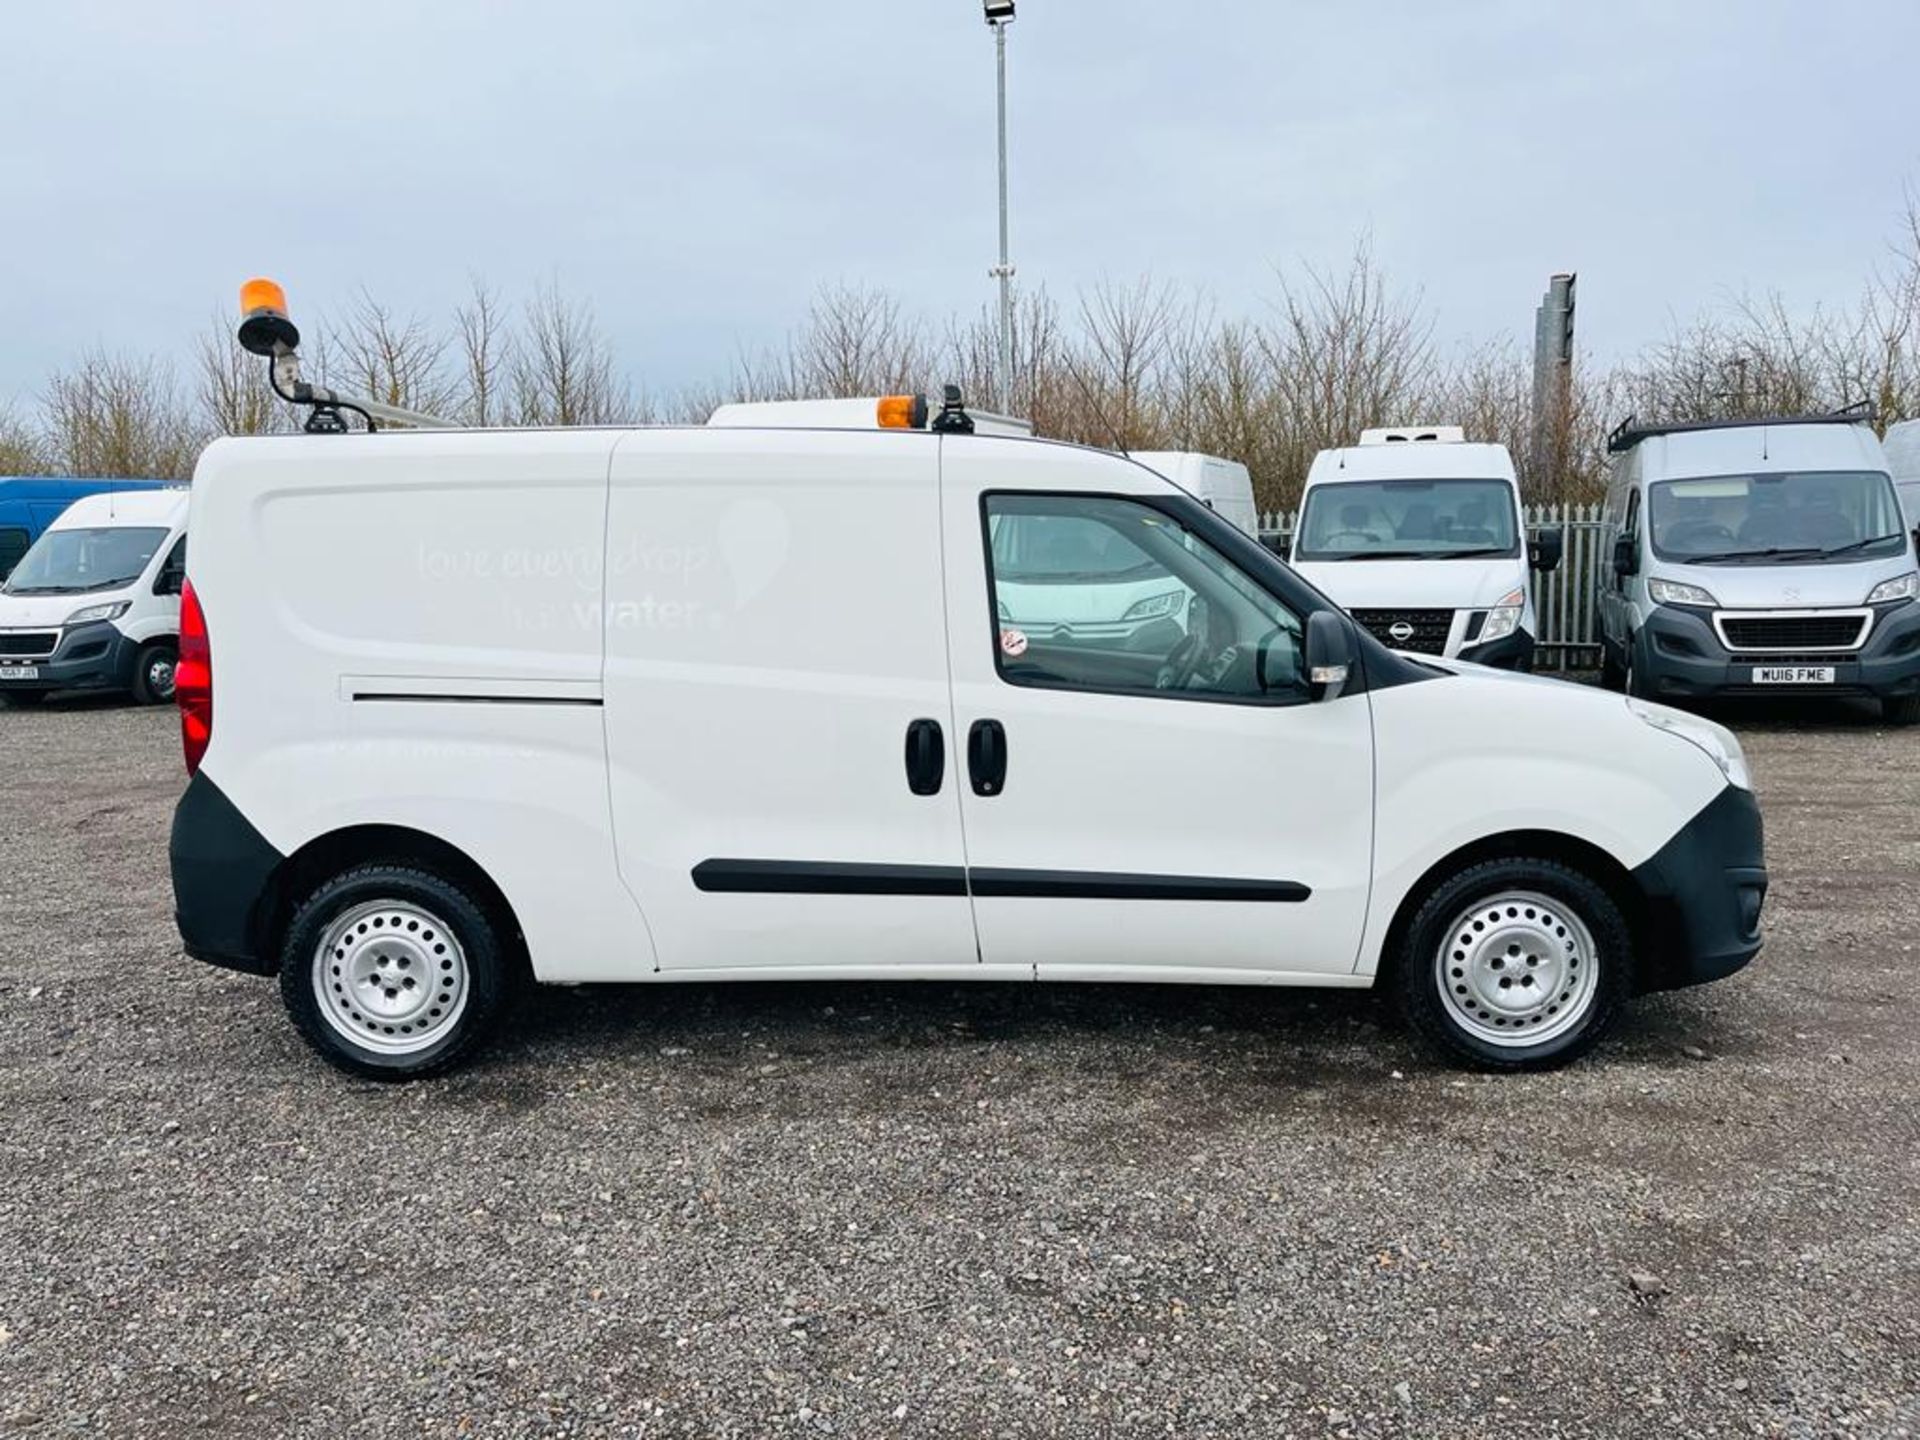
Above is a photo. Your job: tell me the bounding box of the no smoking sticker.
[1000,627,1029,658]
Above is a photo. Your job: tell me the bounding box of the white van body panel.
[1126,451,1259,536]
[188,433,652,983]
[601,427,979,976]
[1291,438,1535,660]
[1882,419,1920,526]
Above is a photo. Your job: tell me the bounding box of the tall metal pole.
[991,16,1015,413]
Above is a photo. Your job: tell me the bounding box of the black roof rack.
[1607,400,1876,454]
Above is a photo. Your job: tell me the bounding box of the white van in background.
[0,488,189,706]
[1289,428,1559,670]
[1128,452,1259,536]
[1597,410,1920,724]
[171,395,1764,1081]
[1885,419,1920,528]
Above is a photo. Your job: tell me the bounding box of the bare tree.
[334,291,458,418]
[0,404,48,474]
[42,350,202,479]
[511,280,627,426]
[195,313,285,437]
[453,276,512,427]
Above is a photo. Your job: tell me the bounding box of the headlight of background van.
[65,600,132,627]
[1648,578,1720,608]
[1477,588,1527,644]
[1865,571,1919,605]
[1628,697,1752,790]
[1121,590,1186,622]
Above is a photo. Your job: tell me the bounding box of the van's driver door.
[939,441,1376,980]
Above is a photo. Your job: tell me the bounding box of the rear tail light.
[177,578,212,775]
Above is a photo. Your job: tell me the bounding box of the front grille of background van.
[1716,612,1869,652]
[1350,608,1454,654]
[0,631,58,659]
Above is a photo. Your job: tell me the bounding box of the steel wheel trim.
[1434,890,1600,1048]
[312,900,470,1056]
[147,655,176,700]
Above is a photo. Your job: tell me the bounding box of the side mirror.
[1529,530,1564,573]
[1303,610,1353,701]
[1612,535,1639,579]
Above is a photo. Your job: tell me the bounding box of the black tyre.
[130,641,178,705]
[1393,856,1633,1071]
[1598,637,1626,692]
[1883,694,1920,727]
[278,864,512,1080]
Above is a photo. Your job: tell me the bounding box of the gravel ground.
[1,693,1917,1439]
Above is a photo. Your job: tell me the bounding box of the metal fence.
[1256,503,1611,671]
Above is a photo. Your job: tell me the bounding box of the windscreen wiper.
[1686,546,1826,564]
[1818,534,1904,558]
[1433,546,1515,559]
[1325,549,1434,561]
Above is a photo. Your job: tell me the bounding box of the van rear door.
[602,429,980,973]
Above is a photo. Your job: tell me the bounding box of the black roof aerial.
[1606,400,1875,454]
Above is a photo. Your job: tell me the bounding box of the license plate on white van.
[1750,665,1835,684]
[0,666,40,681]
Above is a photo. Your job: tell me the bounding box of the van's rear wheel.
[1394,857,1631,1070]
[131,642,177,704]
[278,865,510,1080]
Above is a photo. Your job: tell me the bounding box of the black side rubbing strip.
[691,860,1309,902]
[350,692,605,707]
[692,860,969,896]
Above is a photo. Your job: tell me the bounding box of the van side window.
[0,527,27,583]
[154,536,187,595]
[983,493,1308,704]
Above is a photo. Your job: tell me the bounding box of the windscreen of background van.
[1,527,168,595]
[1294,479,1520,560]
[1648,472,1906,562]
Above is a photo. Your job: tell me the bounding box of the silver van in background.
[1597,408,1920,725]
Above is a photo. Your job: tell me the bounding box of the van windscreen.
[2,526,169,595]
[1647,471,1906,563]
[1294,479,1519,560]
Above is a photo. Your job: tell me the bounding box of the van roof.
[51,487,190,529]
[1625,421,1887,482]
[1305,440,1516,486]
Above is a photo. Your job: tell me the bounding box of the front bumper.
[1631,784,1767,990]
[1636,601,1920,701]
[1457,626,1535,671]
[0,621,138,694]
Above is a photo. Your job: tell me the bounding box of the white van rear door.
[941,440,1375,980]
[602,429,982,973]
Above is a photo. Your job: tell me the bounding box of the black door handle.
[904,718,945,796]
[968,719,1007,797]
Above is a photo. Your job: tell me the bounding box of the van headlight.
[65,601,131,626]
[1648,578,1720,608]
[1865,571,1918,605]
[1477,588,1527,644]
[1122,590,1186,622]
[1628,697,1752,790]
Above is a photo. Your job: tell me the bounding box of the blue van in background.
[0,477,175,582]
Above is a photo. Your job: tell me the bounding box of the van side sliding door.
[602,429,982,974]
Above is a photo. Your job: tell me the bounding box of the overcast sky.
[4,0,1917,409]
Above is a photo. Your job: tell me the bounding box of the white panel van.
[1289,430,1558,670]
[0,488,189,706]
[170,401,1766,1079]
[1596,411,1920,724]
[1127,452,1259,537]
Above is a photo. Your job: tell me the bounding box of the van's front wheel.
[278,865,511,1080]
[130,642,177,704]
[1395,857,1632,1070]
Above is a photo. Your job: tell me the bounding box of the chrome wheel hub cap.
[313,901,469,1056]
[1434,890,1599,1047]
